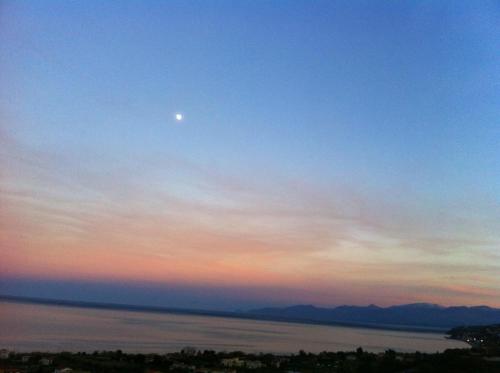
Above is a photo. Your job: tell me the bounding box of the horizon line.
[1,293,496,334]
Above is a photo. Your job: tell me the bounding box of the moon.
[175,113,183,122]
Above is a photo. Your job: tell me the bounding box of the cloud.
[1,127,499,307]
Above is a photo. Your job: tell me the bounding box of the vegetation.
[2,347,500,373]
[447,324,500,348]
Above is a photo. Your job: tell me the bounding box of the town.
[2,346,500,373]
[447,324,500,348]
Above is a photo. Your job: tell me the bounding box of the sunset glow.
[1,1,499,310]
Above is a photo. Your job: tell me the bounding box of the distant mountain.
[248,303,500,330]
[4,294,500,333]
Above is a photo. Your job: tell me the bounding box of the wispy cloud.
[1,128,499,307]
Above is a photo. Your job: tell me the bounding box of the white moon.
[175,113,183,121]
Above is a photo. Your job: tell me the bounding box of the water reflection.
[0,301,468,353]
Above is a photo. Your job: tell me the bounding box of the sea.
[0,299,468,354]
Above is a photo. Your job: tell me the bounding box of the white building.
[221,357,244,367]
[40,357,53,366]
[245,360,264,369]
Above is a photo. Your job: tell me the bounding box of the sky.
[1,0,499,310]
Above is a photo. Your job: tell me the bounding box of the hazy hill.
[248,303,500,330]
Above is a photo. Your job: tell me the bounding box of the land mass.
[248,303,500,330]
[3,294,500,332]
[448,324,500,348]
[2,347,500,373]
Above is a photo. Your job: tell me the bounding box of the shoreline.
[0,294,448,334]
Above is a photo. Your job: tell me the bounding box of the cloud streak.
[1,127,499,308]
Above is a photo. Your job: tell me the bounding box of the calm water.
[0,300,467,354]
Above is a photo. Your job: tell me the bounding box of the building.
[245,360,264,369]
[169,362,195,371]
[221,358,244,367]
[39,358,53,366]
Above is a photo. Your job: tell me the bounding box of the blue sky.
[1,1,499,309]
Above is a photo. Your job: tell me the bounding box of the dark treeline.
[2,347,500,373]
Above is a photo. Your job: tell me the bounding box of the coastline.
[0,294,448,334]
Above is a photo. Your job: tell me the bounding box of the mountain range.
[248,303,500,331]
[3,294,500,333]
